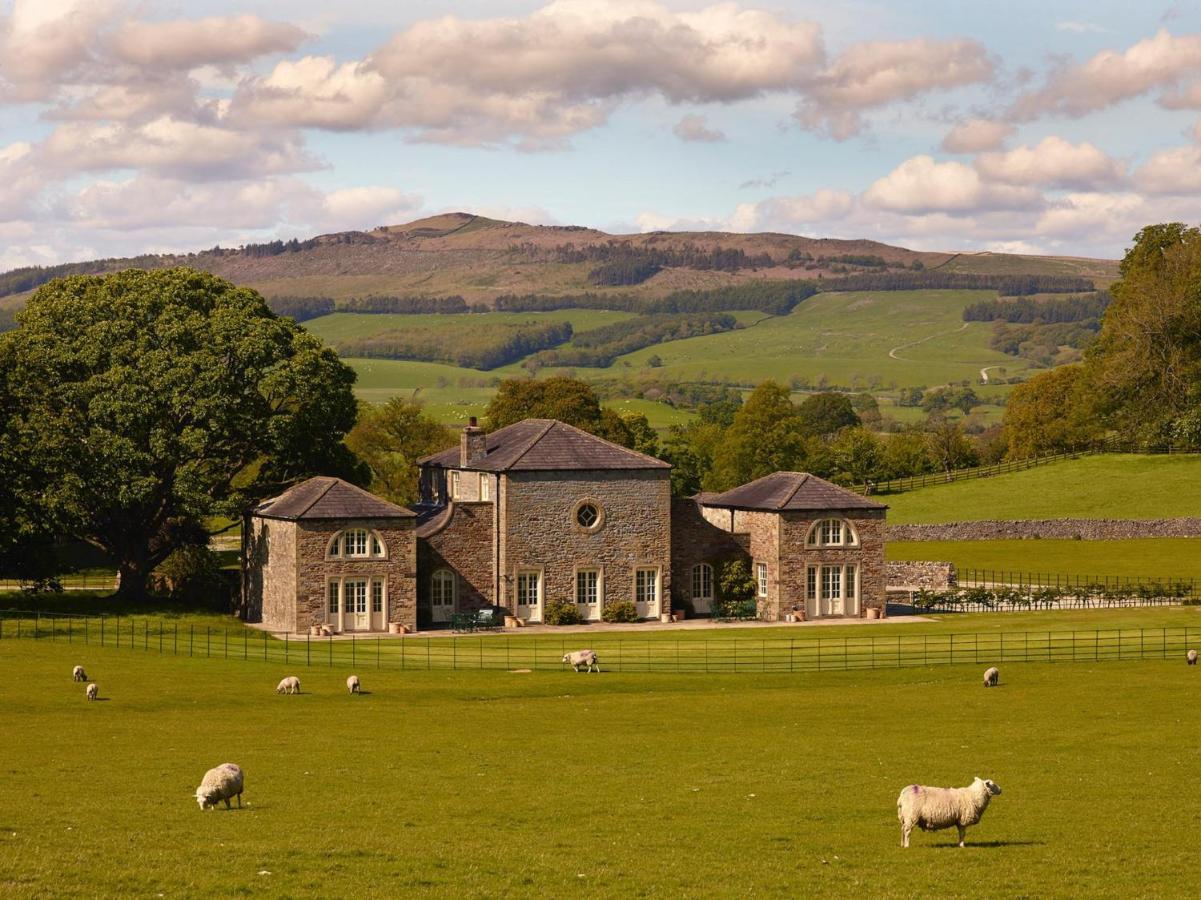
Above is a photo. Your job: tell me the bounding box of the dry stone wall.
[887,518,1201,541]
[886,561,958,590]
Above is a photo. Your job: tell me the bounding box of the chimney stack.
[461,416,487,466]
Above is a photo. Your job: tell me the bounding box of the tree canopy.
[707,381,814,490]
[345,397,455,507]
[0,267,363,597]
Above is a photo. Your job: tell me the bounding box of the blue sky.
[3,0,1201,267]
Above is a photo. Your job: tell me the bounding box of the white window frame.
[691,563,713,601]
[756,562,768,598]
[480,474,490,501]
[326,528,387,560]
[807,518,859,548]
[575,568,601,616]
[634,567,660,607]
[516,569,543,613]
[450,470,461,500]
[431,569,456,610]
[371,578,385,615]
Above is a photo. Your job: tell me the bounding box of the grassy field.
[887,537,1201,581]
[3,623,1199,897]
[885,454,1201,524]
[304,310,636,345]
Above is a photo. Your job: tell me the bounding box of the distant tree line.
[587,258,663,286]
[0,257,169,299]
[336,321,572,370]
[341,295,471,314]
[551,240,776,272]
[266,296,337,322]
[494,280,818,316]
[963,292,1110,323]
[821,271,1095,295]
[238,237,319,258]
[528,313,738,368]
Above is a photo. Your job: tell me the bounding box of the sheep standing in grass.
[983,667,999,687]
[195,763,244,810]
[897,777,1002,848]
[562,649,600,673]
[85,683,98,701]
[347,675,361,694]
[1188,649,1197,666]
[276,676,301,694]
[72,665,87,682]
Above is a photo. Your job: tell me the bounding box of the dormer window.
[327,528,387,559]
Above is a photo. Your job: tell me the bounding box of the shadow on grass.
[932,840,1043,849]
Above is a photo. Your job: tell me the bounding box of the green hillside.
[885,454,1201,524]
[304,309,636,345]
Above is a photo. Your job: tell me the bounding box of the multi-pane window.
[431,570,455,609]
[370,533,384,556]
[344,529,369,557]
[516,571,541,608]
[756,563,768,597]
[691,564,713,600]
[806,566,817,601]
[328,580,340,614]
[480,475,490,501]
[576,570,599,608]
[346,580,368,614]
[844,565,857,600]
[450,471,460,500]
[810,518,855,547]
[371,579,384,614]
[635,568,658,606]
[328,529,385,558]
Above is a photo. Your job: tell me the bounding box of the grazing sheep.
[275,676,301,695]
[85,683,98,701]
[346,675,361,694]
[983,666,999,687]
[195,763,244,810]
[897,777,1002,848]
[1188,649,1197,666]
[562,649,600,673]
[72,665,87,682]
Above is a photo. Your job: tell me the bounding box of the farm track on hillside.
[888,321,969,361]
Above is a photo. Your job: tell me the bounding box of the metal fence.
[0,573,118,592]
[2,610,1197,674]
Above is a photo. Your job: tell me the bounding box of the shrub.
[601,600,638,623]
[543,599,583,626]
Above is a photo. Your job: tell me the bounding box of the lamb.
[562,649,600,673]
[195,763,244,810]
[275,676,301,694]
[897,777,1002,848]
[1188,649,1197,666]
[72,665,87,682]
[85,683,98,701]
[983,666,999,687]
[347,675,361,694]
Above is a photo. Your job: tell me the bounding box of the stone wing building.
[242,477,418,633]
[241,419,888,632]
[415,418,673,626]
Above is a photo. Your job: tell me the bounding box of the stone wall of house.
[501,469,672,620]
[733,509,781,620]
[244,517,298,631]
[777,510,887,620]
[885,561,958,590]
[294,518,417,633]
[417,501,496,619]
[887,518,1201,541]
[669,499,750,611]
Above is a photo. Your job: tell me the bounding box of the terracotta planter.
[865,607,881,620]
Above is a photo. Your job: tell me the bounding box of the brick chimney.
[460,416,487,466]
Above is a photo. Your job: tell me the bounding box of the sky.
[3,1,1201,268]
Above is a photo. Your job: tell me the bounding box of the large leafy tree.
[797,392,860,436]
[483,375,653,453]
[1002,366,1098,459]
[1,267,364,598]
[345,397,455,506]
[1084,223,1201,444]
[707,381,813,490]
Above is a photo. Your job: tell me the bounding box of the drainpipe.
[493,473,501,610]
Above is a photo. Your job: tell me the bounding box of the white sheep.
[72,665,87,682]
[195,763,244,810]
[275,676,301,694]
[897,777,1002,848]
[85,683,98,701]
[562,649,600,673]
[1188,649,1197,666]
[983,666,999,687]
[347,675,361,694]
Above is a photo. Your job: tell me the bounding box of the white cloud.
[1011,29,1201,119]
[1133,145,1201,193]
[110,15,308,70]
[672,114,726,143]
[863,155,1040,214]
[0,142,41,222]
[941,118,1014,153]
[228,56,389,131]
[974,136,1125,189]
[796,38,995,140]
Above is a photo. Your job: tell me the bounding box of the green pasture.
[885,454,1201,524]
[887,537,1201,582]
[611,290,1033,390]
[3,627,1199,897]
[303,310,635,346]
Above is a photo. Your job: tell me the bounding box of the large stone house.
[415,418,673,626]
[242,477,418,633]
[242,418,887,632]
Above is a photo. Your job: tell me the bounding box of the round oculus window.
[575,503,600,529]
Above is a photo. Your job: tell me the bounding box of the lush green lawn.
[885,454,1201,524]
[3,635,1198,897]
[887,537,1201,581]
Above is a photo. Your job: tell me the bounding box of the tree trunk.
[114,559,151,600]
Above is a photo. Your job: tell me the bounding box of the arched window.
[327,528,387,559]
[806,518,858,547]
[691,563,713,601]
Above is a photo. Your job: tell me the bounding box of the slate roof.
[419,419,671,472]
[702,472,886,513]
[253,476,416,521]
